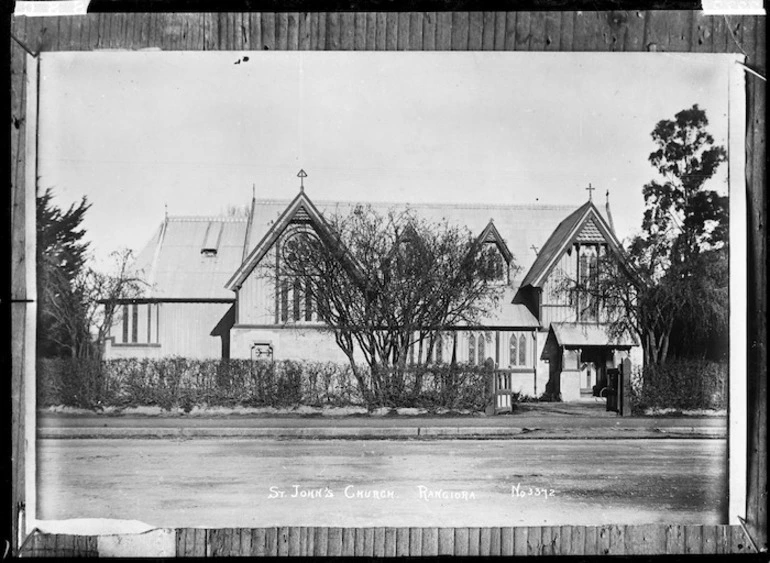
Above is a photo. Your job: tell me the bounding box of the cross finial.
[297,169,307,192]
[530,244,539,255]
[586,183,596,201]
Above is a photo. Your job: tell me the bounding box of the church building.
[104,181,641,402]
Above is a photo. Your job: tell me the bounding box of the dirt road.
[37,438,725,529]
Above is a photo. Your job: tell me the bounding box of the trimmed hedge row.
[630,358,728,412]
[37,358,490,411]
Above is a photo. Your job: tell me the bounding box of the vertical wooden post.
[727,55,749,529]
[11,50,38,554]
[485,367,495,416]
[620,358,632,417]
[744,21,767,549]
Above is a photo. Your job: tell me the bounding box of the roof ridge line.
[250,198,578,210]
[167,216,248,222]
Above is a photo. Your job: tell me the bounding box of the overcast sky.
[38,51,733,268]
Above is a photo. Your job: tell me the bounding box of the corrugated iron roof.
[246,198,580,281]
[131,195,607,308]
[132,218,248,299]
[550,322,638,347]
[462,286,541,328]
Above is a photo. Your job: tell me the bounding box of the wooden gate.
[493,371,513,414]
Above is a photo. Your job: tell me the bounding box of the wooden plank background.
[16,525,756,557]
[9,9,766,556]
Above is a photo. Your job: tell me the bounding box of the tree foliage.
[639,104,728,267]
[570,105,728,366]
[37,188,91,357]
[276,205,508,406]
[37,189,146,358]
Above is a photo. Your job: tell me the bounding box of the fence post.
[484,368,495,416]
[620,358,632,416]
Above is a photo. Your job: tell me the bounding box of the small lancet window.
[509,334,518,367]
[477,335,485,366]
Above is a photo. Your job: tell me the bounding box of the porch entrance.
[579,348,609,398]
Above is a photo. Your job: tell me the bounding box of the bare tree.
[277,205,508,407]
[223,203,251,218]
[45,249,147,359]
[89,249,148,358]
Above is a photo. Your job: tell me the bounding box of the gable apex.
[291,203,313,224]
[476,220,513,263]
[225,190,327,290]
[225,190,367,292]
[520,200,621,288]
[575,217,605,243]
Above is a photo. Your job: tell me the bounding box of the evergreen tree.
[36,188,91,357]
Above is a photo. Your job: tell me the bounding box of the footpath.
[37,401,726,440]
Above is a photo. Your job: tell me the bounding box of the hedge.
[630,358,728,412]
[37,357,491,411]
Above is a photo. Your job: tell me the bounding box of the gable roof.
[243,199,579,283]
[520,200,622,289]
[224,190,364,291]
[130,194,615,302]
[475,220,513,263]
[547,322,638,348]
[462,286,540,328]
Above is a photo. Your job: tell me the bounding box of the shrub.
[37,357,501,412]
[631,358,727,412]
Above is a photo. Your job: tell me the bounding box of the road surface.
[37,438,725,529]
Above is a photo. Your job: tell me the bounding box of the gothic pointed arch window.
[280,228,322,324]
[292,278,302,321]
[280,279,289,323]
[304,279,313,321]
[435,334,443,364]
[468,333,476,365]
[578,244,600,322]
[509,332,530,367]
[482,243,507,283]
[477,334,485,366]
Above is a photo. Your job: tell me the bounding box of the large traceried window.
[279,230,321,324]
[468,334,476,365]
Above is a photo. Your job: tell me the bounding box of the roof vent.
[201,221,224,256]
